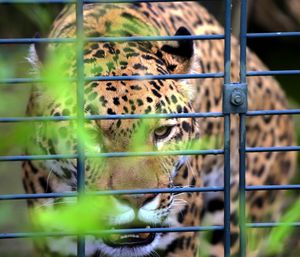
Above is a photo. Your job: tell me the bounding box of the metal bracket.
[223,83,248,114]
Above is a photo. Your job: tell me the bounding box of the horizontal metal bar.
[87,112,223,120]
[246,146,300,153]
[247,109,300,116]
[0,38,75,44]
[0,116,75,122]
[88,34,224,42]
[92,73,224,81]
[0,0,200,4]
[0,186,224,200]
[0,154,77,162]
[0,0,76,2]
[0,78,42,84]
[247,32,300,38]
[2,34,299,45]
[247,222,300,228]
[246,185,300,191]
[3,70,300,84]
[0,112,223,123]
[247,70,300,76]
[0,72,224,85]
[0,225,224,240]
[84,149,223,158]
[0,34,224,45]
[0,192,77,200]
[0,149,224,162]
[3,222,300,239]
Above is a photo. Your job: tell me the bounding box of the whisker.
[36,199,77,210]
[173,203,185,206]
[173,199,188,204]
[173,192,187,197]
[46,167,54,193]
[172,201,188,207]
[150,250,160,257]
[173,184,193,189]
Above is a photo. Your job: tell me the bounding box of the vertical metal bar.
[239,114,247,257]
[76,1,85,256]
[223,115,231,257]
[224,0,232,84]
[240,0,247,84]
[223,0,232,256]
[239,0,248,256]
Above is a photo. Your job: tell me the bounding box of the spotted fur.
[23,2,297,257]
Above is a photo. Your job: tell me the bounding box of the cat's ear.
[161,26,194,74]
[28,33,46,69]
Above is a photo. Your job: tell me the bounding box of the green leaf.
[34,195,116,235]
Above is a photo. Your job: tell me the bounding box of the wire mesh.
[0,0,300,257]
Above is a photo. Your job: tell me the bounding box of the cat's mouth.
[103,223,161,248]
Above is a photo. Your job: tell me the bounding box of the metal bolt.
[231,89,244,106]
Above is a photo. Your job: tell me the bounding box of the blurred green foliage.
[265,198,300,255]
[34,195,116,234]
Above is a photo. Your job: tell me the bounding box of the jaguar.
[23,2,297,257]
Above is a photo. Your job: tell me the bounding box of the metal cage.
[0,0,300,257]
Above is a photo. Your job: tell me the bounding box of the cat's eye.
[153,125,175,141]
